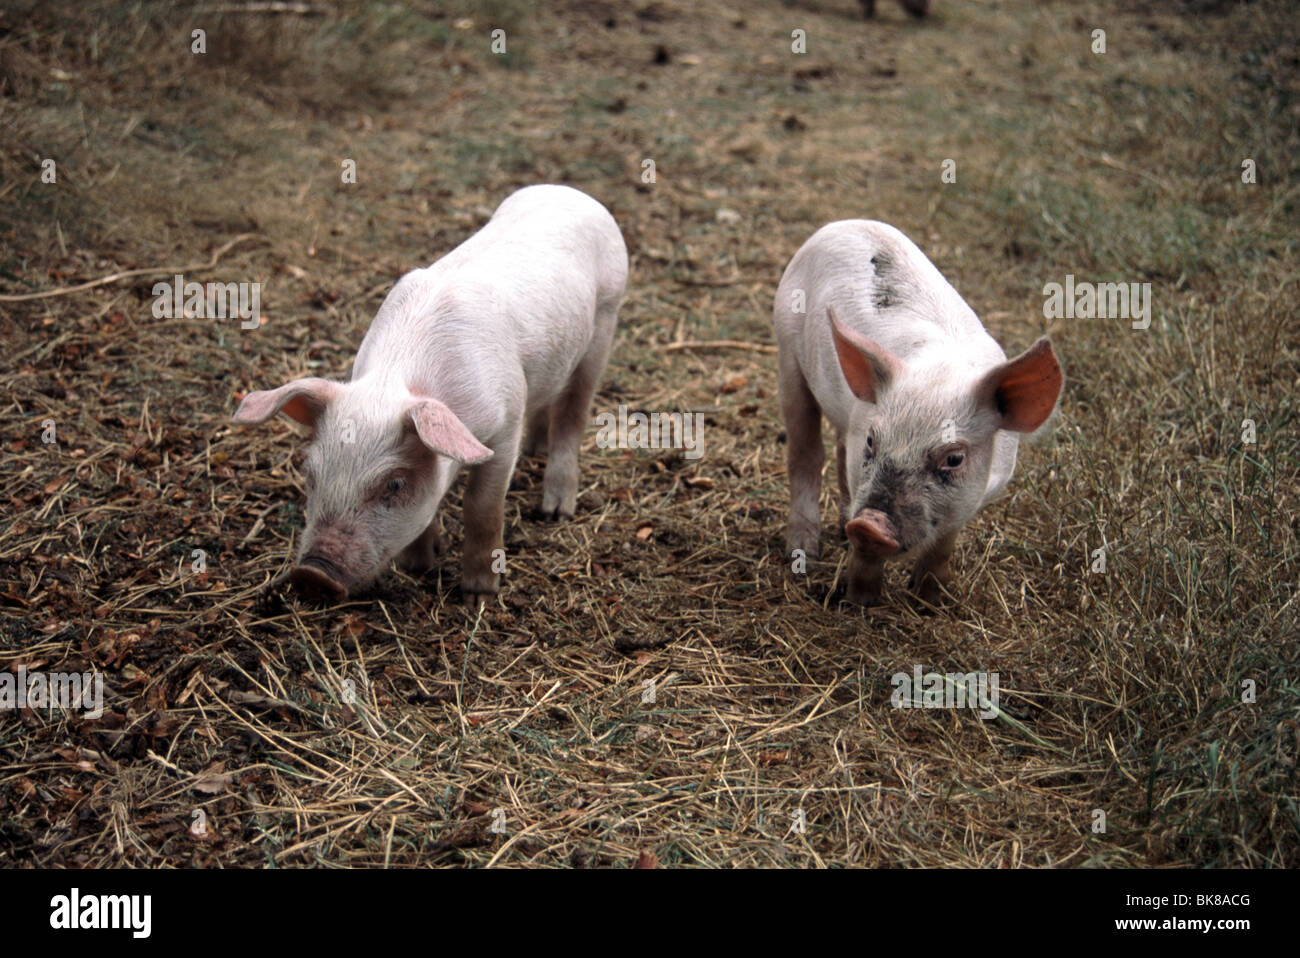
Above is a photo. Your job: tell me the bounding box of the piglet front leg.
[844,550,886,606]
[780,351,826,560]
[399,519,444,573]
[843,508,899,606]
[459,434,519,606]
[908,530,958,608]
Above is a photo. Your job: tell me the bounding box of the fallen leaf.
[338,614,367,639]
[193,761,234,794]
[229,690,299,711]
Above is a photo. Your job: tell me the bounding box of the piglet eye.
[945,453,964,469]
[386,477,405,495]
[865,435,874,455]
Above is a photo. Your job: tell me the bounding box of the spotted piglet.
[234,184,628,605]
[773,220,1063,606]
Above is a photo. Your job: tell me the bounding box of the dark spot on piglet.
[869,252,899,309]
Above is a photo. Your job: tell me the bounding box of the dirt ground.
[0,0,1297,867]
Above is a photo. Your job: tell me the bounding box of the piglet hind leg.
[523,406,550,458]
[780,351,825,560]
[908,531,958,610]
[460,431,520,606]
[542,303,618,520]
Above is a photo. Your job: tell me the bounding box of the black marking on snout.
[899,499,927,531]
[861,459,931,540]
[863,459,902,514]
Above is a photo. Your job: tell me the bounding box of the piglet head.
[233,378,492,601]
[829,306,1062,560]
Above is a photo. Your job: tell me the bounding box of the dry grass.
[0,0,1296,867]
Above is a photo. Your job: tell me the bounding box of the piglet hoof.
[785,524,821,561]
[844,580,884,607]
[463,591,495,609]
[461,569,500,607]
[541,489,577,521]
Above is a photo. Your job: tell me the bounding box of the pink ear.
[979,338,1063,433]
[407,398,493,465]
[828,306,903,404]
[233,377,341,427]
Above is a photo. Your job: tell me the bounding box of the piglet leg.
[836,438,850,526]
[909,531,958,608]
[461,430,520,605]
[781,351,825,559]
[844,551,886,606]
[542,302,617,519]
[399,518,444,573]
[524,406,549,458]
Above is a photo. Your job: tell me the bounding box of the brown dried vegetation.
[0,0,1296,867]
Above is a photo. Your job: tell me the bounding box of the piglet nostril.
[300,552,344,581]
[290,560,348,603]
[846,509,900,558]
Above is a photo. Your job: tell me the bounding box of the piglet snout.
[290,555,348,603]
[846,509,900,558]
